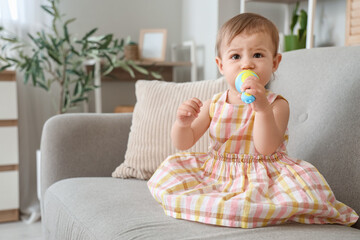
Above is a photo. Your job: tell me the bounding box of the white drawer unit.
[0,81,18,119]
[0,70,19,223]
[0,171,19,210]
[0,126,19,165]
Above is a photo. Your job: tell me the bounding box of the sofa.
[40,46,360,239]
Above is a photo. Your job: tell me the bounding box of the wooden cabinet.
[0,70,19,223]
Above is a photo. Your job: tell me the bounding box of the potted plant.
[124,41,140,61]
[0,0,160,114]
[284,2,307,51]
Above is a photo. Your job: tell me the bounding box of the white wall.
[308,0,346,47]
[59,0,183,112]
[181,0,219,80]
[59,0,182,61]
[61,0,348,86]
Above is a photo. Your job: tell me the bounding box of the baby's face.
[216,32,281,94]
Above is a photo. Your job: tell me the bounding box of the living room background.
[1,0,348,223]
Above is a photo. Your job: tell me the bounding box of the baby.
[148,13,358,228]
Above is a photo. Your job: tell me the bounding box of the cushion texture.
[43,178,360,240]
[112,78,228,179]
[269,46,360,228]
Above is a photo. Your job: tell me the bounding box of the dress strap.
[209,91,226,119]
[266,90,288,105]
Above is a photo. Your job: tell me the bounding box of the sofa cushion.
[43,178,360,240]
[112,78,228,179]
[269,46,360,228]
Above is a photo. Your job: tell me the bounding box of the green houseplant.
[0,0,160,114]
[284,2,307,51]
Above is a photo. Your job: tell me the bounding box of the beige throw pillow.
[112,77,228,179]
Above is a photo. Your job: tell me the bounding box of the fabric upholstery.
[112,78,227,179]
[43,178,360,240]
[40,113,132,199]
[40,46,360,239]
[269,46,360,228]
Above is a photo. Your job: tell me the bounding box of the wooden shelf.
[94,61,191,113]
[114,105,134,113]
[0,165,19,172]
[246,0,305,3]
[132,61,191,67]
[0,70,16,81]
[102,61,191,82]
[0,120,18,127]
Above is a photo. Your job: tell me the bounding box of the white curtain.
[1,0,50,224]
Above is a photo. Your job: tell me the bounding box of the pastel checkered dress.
[147,90,358,228]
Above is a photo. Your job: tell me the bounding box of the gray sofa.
[40,46,360,239]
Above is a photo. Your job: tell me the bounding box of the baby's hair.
[216,13,279,58]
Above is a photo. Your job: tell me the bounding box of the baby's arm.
[171,98,211,150]
[253,98,289,155]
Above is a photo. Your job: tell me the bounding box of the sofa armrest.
[40,113,132,199]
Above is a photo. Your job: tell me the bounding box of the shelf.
[132,61,191,67]
[0,70,16,81]
[246,0,305,3]
[241,0,316,49]
[94,61,191,113]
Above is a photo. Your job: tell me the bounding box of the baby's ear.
[215,57,224,75]
[272,53,282,72]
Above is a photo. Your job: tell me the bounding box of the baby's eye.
[231,54,240,60]
[253,53,263,58]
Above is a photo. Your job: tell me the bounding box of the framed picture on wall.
[139,29,167,62]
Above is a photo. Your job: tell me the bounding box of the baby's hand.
[176,97,203,127]
[241,77,270,112]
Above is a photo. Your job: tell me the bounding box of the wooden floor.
[0,220,42,240]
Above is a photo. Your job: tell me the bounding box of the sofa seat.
[43,177,360,240]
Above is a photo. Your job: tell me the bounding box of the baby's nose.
[241,58,255,69]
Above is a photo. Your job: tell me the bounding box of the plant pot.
[124,44,139,60]
[284,35,306,52]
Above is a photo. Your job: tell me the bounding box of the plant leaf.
[64,17,76,26]
[102,65,114,76]
[73,81,82,96]
[299,9,307,31]
[24,71,30,84]
[36,80,48,91]
[0,64,11,71]
[115,61,135,78]
[63,24,70,43]
[150,71,162,79]
[71,97,87,104]
[47,49,62,64]
[82,28,98,40]
[128,61,149,75]
[41,5,54,16]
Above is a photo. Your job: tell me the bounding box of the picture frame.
[139,29,167,62]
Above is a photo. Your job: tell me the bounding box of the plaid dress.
[147,90,359,228]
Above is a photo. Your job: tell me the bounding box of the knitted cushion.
[112,78,228,179]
